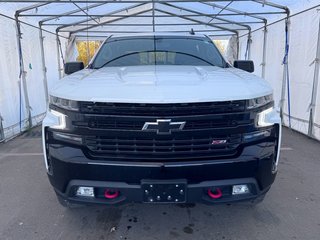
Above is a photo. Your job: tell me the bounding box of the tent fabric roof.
[0,0,319,39]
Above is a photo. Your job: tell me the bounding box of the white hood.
[50,65,273,103]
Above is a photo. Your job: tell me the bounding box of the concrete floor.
[0,127,319,240]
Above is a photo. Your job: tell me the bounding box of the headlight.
[48,109,66,129]
[256,107,275,127]
[49,96,79,111]
[247,94,273,109]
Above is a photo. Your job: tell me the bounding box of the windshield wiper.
[168,51,215,67]
[93,50,215,69]
[93,51,154,69]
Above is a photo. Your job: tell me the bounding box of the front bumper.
[42,105,281,205]
[46,140,278,205]
[54,177,270,205]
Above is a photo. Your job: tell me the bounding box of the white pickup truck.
[43,33,281,207]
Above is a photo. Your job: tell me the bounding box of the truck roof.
[108,32,208,39]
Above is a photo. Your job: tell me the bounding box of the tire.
[55,193,85,209]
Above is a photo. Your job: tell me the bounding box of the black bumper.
[47,141,277,205]
[54,177,270,205]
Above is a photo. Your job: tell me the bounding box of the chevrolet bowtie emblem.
[142,119,186,135]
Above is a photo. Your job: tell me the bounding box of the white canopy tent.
[0,0,319,141]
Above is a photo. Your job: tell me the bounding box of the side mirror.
[64,62,84,75]
[233,60,254,73]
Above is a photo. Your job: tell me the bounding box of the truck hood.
[50,65,273,103]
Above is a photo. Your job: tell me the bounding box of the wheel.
[55,193,85,209]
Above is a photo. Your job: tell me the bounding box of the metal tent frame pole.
[202,2,267,24]
[236,32,240,60]
[39,1,109,25]
[280,17,290,125]
[161,2,252,31]
[72,29,237,34]
[56,31,63,79]
[157,3,242,34]
[43,22,264,26]
[261,22,268,78]
[0,0,288,2]
[21,12,286,18]
[14,13,33,131]
[0,114,4,142]
[152,0,155,32]
[12,0,288,37]
[159,2,256,62]
[3,0,287,2]
[68,9,153,34]
[59,3,149,33]
[308,17,320,137]
[39,23,49,103]
[246,31,252,60]
[156,9,238,35]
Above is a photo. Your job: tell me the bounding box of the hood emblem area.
[142,119,186,135]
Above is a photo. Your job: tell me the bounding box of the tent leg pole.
[152,0,155,32]
[39,24,49,104]
[308,17,320,137]
[56,31,62,79]
[0,114,4,142]
[280,18,290,125]
[236,32,239,60]
[247,31,252,60]
[15,14,32,130]
[261,22,268,78]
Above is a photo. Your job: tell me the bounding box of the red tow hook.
[208,188,223,199]
[104,189,120,199]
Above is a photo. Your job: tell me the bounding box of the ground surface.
[0,127,319,240]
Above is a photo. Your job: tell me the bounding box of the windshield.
[91,36,227,68]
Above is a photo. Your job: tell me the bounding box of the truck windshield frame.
[91,36,227,68]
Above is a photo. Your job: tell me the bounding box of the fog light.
[232,185,250,195]
[76,187,95,197]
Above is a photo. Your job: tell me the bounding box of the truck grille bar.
[79,100,246,116]
[84,134,242,161]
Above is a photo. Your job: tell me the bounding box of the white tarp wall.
[239,6,320,141]
[0,14,65,140]
[0,16,21,140]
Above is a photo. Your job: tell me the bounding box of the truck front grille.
[70,100,253,162]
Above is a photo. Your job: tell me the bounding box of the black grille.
[79,100,246,116]
[73,113,251,131]
[84,134,241,161]
[71,100,253,162]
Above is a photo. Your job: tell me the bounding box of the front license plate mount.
[141,179,187,203]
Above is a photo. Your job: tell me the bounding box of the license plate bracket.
[141,180,187,203]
